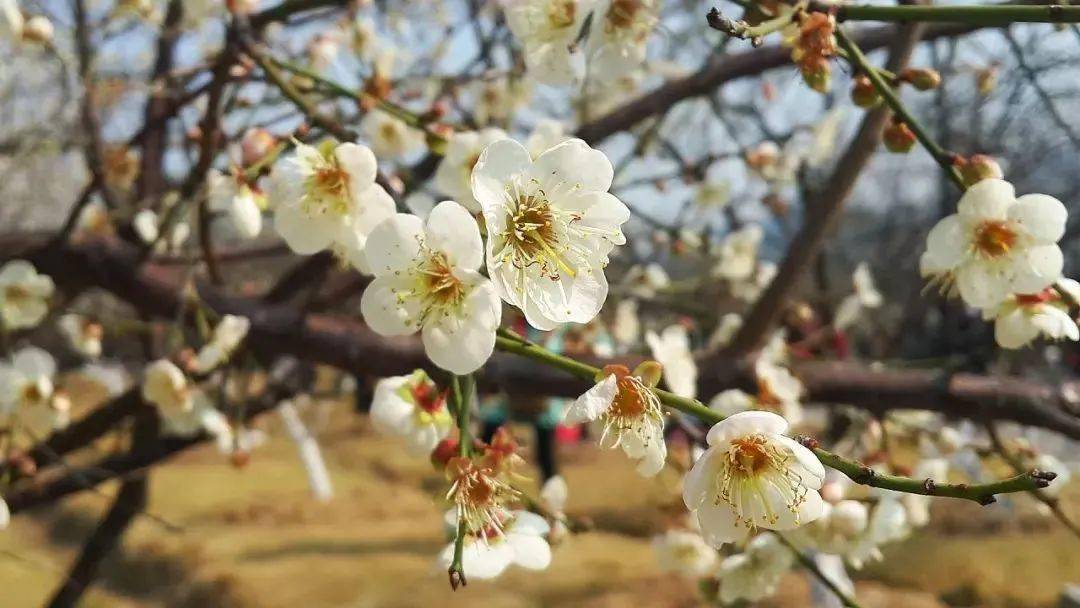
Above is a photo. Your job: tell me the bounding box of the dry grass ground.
[0,402,1076,607]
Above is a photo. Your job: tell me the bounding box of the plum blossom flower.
[540,474,570,541]
[504,0,588,86]
[714,225,764,282]
[731,262,777,303]
[652,529,719,578]
[370,370,453,455]
[623,263,670,298]
[1,1,52,45]
[983,282,1080,349]
[684,411,825,546]
[526,119,570,158]
[587,0,659,82]
[645,324,698,399]
[360,111,425,162]
[0,347,59,424]
[716,533,794,604]
[192,314,250,373]
[612,299,640,350]
[834,262,883,330]
[846,497,910,569]
[437,509,552,580]
[361,202,502,374]
[921,179,1066,309]
[59,314,103,359]
[710,359,805,424]
[565,362,666,476]
[472,138,630,330]
[796,499,869,554]
[142,359,230,445]
[208,169,264,240]
[435,128,507,213]
[0,260,54,330]
[270,141,395,272]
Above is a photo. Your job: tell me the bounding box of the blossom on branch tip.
[59,314,104,359]
[472,137,630,330]
[370,370,453,455]
[142,360,230,447]
[208,169,265,240]
[193,314,251,373]
[504,0,588,86]
[984,283,1080,349]
[360,111,425,162]
[360,202,502,374]
[646,324,698,399]
[920,179,1066,310]
[0,260,54,331]
[0,347,61,427]
[683,411,825,546]
[437,509,551,580]
[270,140,395,272]
[716,533,794,604]
[565,362,667,477]
[653,529,719,578]
[588,0,660,82]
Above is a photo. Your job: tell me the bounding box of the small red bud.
[955,154,1003,186]
[850,75,881,108]
[900,67,942,91]
[431,438,459,470]
[883,120,916,153]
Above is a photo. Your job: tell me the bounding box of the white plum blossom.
[714,225,764,282]
[434,128,507,213]
[588,0,659,81]
[709,389,755,418]
[540,474,571,541]
[437,510,552,580]
[271,141,395,271]
[526,119,570,158]
[694,176,731,211]
[645,325,698,399]
[0,347,60,427]
[731,261,777,303]
[193,314,251,373]
[133,209,160,244]
[684,411,825,546]
[1,0,52,45]
[565,363,666,476]
[983,283,1080,349]
[623,262,670,298]
[921,179,1066,309]
[0,260,54,331]
[751,359,804,424]
[59,314,103,359]
[846,497,910,569]
[504,0,588,86]
[370,370,453,455]
[653,529,719,578]
[361,201,502,374]
[797,499,869,554]
[142,359,229,443]
[834,262,883,330]
[472,138,630,330]
[360,111,425,162]
[208,169,264,240]
[716,533,794,605]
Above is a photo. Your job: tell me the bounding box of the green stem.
[706,5,801,42]
[493,330,1055,504]
[447,373,474,589]
[834,27,966,190]
[833,3,1080,25]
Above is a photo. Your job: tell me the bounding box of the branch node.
[448,568,467,590]
[797,435,820,449]
[977,494,997,506]
[923,478,936,494]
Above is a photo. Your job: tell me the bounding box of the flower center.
[598,375,663,449]
[973,220,1017,258]
[446,458,519,539]
[22,382,46,406]
[500,190,579,279]
[379,122,400,143]
[547,0,576,29]
[410,380,446,415]
[417,251,466,312]
[303,156,353,217]
[714,433,808,528]
[607,0,643,29]
[4,285,31,306]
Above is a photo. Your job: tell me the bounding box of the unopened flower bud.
[954,154,1003,187]
[850,75,881,108]
[430,438,459,470]
[632,361,664,389]
[22,16,54,44]
[900,67,941,91]
[883,119,916,153]
[240,128,277,168]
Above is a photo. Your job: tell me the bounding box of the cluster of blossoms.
[921,178,1078,349]
[504,0,660,86]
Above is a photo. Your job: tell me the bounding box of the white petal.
[471,138,532,211]
[507,534,552,570]
[1009,193,1067,243]
[921,215,965,275]
[995,309,1039,349]
[273,203,335,254]
[334,142,377,190]
[364,214,424,275]
[955,263,1010,309]
[957,178,1015,222]
[360,276,423,336]
[695,503,744,547]
[13,346,56,378]
[351,183,397,237]
[706,410,789,446]
[510,511,551,536]
[530,139,614,193]
[1011,245,1064,294]
[774,435,825,489]
[425,201,483,270]
[564,374,618,424]
[682,447,719,509]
